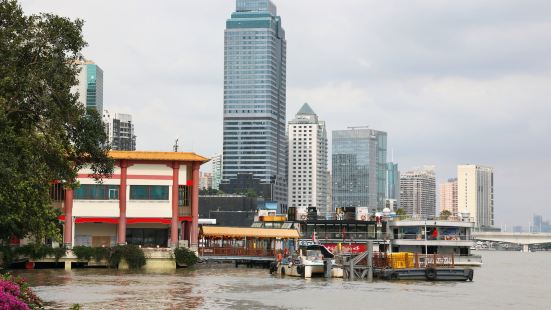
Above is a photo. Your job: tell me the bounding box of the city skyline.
[18,0,551,228]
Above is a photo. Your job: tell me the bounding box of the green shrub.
[106,245,146,269]
[174,247,198,267]
[72,246,95,261]
[120,245,146,269]
[107,246,123,268]
[52,247,66,262]
[14,244,56,260]
[0,246,14,267]
[93,247,110,262]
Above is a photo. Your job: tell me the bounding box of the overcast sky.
[20,0,551,229]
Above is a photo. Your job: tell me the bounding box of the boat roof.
[300,244,334,258]
[200,226,300,239]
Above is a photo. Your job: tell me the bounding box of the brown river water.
[12,251,551,309]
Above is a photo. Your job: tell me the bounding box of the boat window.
[305,224,315,239]
[368,224,376,239]
[306,250,322,261]
[401,227,419,239]
[281,222,292,229]
[251,222,262,228]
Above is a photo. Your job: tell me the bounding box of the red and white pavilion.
[59,151,208,248]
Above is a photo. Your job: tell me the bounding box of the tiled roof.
[201,226,300,239]
[109,151,209,163]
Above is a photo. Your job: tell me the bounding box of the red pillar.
[191,163,200,247]
[63,188,74,247]
[118,161,128,245]
[171,161,180,247]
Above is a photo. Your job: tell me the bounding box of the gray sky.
[20,0,551,229]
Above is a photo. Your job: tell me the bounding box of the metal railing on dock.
[199,247,276,257]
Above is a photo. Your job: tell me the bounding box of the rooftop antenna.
[173,137,179,152]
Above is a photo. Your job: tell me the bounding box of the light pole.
[424,219,428,256]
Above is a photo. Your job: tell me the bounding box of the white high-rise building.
[400,166,436,218]
[457,165,494,228]
[288,103,327,213]
[103,111,136,151]
[211,153,223,190]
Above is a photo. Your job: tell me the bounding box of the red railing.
[198,247,276,257]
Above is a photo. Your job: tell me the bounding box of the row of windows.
[74,184,191,203]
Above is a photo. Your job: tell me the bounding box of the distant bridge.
[472,232,551,251]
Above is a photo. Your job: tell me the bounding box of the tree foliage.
[395,208,406,216]
[439,210,452,220]
[0,0,113,243]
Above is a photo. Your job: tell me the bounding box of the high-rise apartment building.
[439,178,458,216]
[288,103,328,212]
[104,111,136,151]
[199,172,213,190]
[400,167,436,218]
[332,128,387,211]
[221,0,287,208]
[74,58,103,114]
[457,165,494,228]
[211,153,223,190]
[326,171,332,217]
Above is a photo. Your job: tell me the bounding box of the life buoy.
[360,215,367,221]
[425,267,437,281]
[300,214,307,220]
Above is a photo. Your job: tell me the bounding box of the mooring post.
[349,257,355,280]
[324,258,332,278]
[367,241,373,282]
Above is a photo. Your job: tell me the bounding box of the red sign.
[323,243,367,254]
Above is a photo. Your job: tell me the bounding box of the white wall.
[128,164,171,176]
[73,201,120,217]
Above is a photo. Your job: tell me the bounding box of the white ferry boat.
[388,216,482,266]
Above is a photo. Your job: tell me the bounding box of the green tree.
[0,0,113,244]
[439,210,452,220]
[395,208,406,216]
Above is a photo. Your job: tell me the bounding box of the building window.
[130,185,169,200]
[178,185,192,206]
[74,184,119,200]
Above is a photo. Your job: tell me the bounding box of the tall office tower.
[221,0,287,208]
[74,57,103,113]
[439,178,458,216]
[332,128,387,211]
[533,215,543,233]
[211,153,223,190]
[457,165,494,228]
[385,162,400,210]
[400,167,436,218]
[104,111,136,151]
[288,103,328,213]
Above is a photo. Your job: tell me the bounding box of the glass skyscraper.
[75,58,103,114]
[332,128,387,211]
[221,0,287,208]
